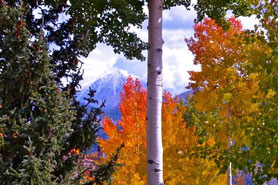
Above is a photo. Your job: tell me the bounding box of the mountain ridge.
[76,70,145,120]
[76,69,190,120]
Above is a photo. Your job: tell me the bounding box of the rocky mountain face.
[177,90,192,102]
[76,70,144,120]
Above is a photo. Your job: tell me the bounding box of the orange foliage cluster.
[69,148,80,155]
[186,17,258,116]
[186,17,260,149]
[88,77,225,184]
[98,77,147,184]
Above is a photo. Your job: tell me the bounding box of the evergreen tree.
[0,1,120,184]
[0,0,151,183]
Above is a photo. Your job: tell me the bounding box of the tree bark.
[228,107,232,185]
[146,0,164,184]
[227,136,232,185]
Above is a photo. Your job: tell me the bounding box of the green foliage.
[163,0,191,9]
[0,1,119,184]
[84,144,124,185]
[194,0,256,29]
[0,3,74,183]
[68,0,148,61]
[5,0,149,88]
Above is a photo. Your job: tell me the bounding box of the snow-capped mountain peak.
[76,70,145,113]
[100,69,140,81]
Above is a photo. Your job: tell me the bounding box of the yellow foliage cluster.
[93,78,226,184]
[186,17,261,149]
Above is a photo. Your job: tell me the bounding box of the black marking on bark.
[157,71,161,75]
[147,82,148,86]
[156,48,162,52]
[148,97,152,100]
[147,160,159,165]
[148,63,151,67]
[154,169,162,172]
[146,117,148,121]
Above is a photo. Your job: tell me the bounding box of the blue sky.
[79,5,258,95]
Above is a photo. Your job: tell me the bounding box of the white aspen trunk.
[227,136,232,185]
[227,107,232,185]
[146,0,164,184]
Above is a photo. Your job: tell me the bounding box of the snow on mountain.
[77,69,193,120]
[76,69,145,120]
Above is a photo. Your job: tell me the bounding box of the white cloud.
[129,26,148,42]
[164,6,196,23]
[126,26,197,94]
[129,10,197,94]
[162,29,200,94]
[80,6,198,94]
[79,43,119,89]
[164,11,173,21]
[164,29,194,48]
[238,15,259,30]
[226,10,259,30]
[80,5,261,95]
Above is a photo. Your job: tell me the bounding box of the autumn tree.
[233,2,278,183]
[191,1,278,183]
[185,17,261,184]
[98,77,147,185]
[162,92,226,185]
[94,77,226,185]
